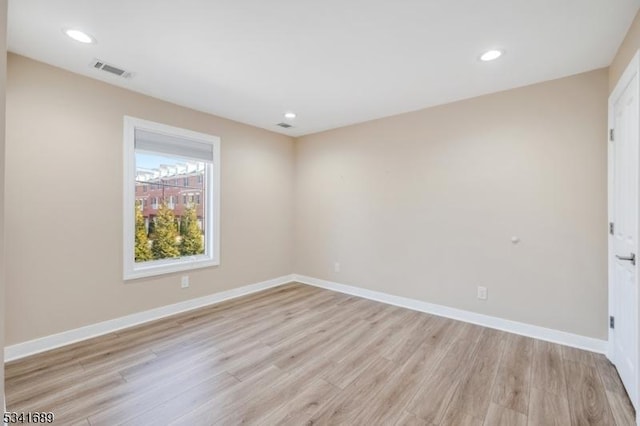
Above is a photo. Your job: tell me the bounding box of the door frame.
[608,48,640,414]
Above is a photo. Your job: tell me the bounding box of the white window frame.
[123,116,220,280]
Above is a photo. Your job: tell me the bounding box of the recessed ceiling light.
[64,29,95,44]
[480,49,503,62]
[284,112,297,120]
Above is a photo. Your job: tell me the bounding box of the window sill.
[124,256,219,280]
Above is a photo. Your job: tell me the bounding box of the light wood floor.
[6,283,636,425]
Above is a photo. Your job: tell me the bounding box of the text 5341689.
[4,412,54,423]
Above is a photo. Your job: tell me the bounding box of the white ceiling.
[8,0,640,136]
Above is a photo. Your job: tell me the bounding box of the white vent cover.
[90,59,133,78]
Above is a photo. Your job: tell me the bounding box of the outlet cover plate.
[477,286,487,300]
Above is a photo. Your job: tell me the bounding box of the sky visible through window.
[136,152,182,170]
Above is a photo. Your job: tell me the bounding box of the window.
[123,116,220,280]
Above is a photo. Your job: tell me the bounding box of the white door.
[609,50,640,410]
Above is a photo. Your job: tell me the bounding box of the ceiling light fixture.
[284,112,297,120]
[480,49,503,62]
[64,29,95,44]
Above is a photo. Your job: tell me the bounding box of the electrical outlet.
[477,286,487,300]
[334,262,341,273]
[181,275,189,289]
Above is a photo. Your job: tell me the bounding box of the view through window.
[123,116,220,280]
[134,153,206,263]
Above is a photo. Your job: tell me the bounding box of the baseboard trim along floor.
[293,274,608,355]
[4,273,607,362]
[4,274,295,362]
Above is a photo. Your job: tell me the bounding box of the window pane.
[135,152,206,263]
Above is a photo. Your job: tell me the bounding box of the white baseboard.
[4,274,295,362]
[294,274,608,354]
[5,272,608,362]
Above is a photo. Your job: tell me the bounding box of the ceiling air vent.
[90,59,133,78]
[277,122,293,128]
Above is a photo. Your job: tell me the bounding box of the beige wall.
[610,10,640,91]
[5,54,294,345]
[0,0,7,405]
[295,69,609,339]
[3,52,614,345]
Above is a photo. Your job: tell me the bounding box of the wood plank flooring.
[5,283,636,425]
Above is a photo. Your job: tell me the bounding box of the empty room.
[2,0,640,425]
